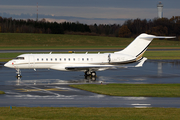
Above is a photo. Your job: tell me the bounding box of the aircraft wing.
[65,57,147,71]
[65,66,115,71]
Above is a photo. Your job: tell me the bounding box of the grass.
[0,91,5,94]
[70,84,180,97]
[0,107,180,120]
[0,46,126,50]
[1,50,180,62]
[144,50,180,59]
[0,33,180,50]
[0,33,131,48]
[0,33,180,61]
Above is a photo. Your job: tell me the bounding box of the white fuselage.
[4,53,136,71]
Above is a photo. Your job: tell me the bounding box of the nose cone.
[4,62,9,67]
[4,62,13,68]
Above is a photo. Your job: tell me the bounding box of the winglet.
[135,57,147,67]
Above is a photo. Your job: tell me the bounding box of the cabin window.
[51,58,53,61]
[68,58,70,61]
[73,58,75,61]
[87,58,89,61]
[55,58,57,61]
[64,58,66,61]
[42,58,43,61]
[37,58,39,61]
[59,58,61,61]
[82,58,84,61]
[46,58,48,61]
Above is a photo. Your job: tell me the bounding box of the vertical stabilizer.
[115,33,175,58]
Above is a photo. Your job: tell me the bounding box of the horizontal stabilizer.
[135,57,147,67]
[140,36,175,39]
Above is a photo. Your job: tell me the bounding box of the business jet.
[4,33,175,79]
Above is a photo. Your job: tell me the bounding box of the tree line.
[0,17,90,34]
[0,16,180,40]
[121,16,180,38]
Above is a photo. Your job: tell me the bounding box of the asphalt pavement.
[1,60,180,107]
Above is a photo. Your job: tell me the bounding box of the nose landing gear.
[16,69,22,79]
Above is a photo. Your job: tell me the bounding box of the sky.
[0,0,179,25]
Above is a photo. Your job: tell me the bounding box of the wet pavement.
[1,60,180,85]
[1,60,180,107]
[1,84,180,108]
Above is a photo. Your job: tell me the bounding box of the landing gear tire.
[91,77,96,81]
[91,72,96,77]
[84,71,91,76]
[16,74,22,79]
[84,71,97,81]
[84,71,88,76]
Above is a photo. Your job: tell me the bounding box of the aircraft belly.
[34,64,52,69]
[14,64,30,69]
[15,63,53,69]
[50,65,66,71]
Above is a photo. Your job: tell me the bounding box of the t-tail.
[115,33,175,60]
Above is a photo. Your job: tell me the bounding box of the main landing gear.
[84,70,97,81]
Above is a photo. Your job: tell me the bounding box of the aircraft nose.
[4,62,13,68]
[4,62,9,67]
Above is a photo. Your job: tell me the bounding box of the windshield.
[13,57,24,60]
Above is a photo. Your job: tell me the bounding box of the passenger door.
[29,55,34,68]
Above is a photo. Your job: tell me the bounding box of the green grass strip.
[1,50,180,62]
[0,46,126,50]
[144,50,180,59]
[70,84,180,97]
[0,33,132,47]
[0,91,5,94]
[0,107,180,120]
[0,33,180,49]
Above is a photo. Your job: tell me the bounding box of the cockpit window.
[14,57,24,60]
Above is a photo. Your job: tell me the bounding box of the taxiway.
[1,60,180,107]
